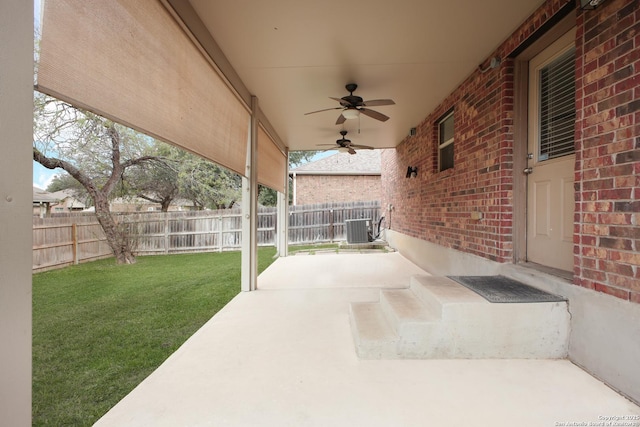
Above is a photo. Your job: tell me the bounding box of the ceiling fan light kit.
[341,109,360,120]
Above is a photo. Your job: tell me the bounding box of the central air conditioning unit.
[345,219,371,244]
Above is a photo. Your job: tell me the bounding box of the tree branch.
[33,147,99,196]
[121,156,167,170]
[136,194,162,204]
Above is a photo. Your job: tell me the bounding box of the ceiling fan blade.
[329,97,351,107]
[360,108,390,122]
[363,99,395,107]
[335,114,346,125]
[304,107,342,115]
[350,144,374,150]
[347,147,356,155]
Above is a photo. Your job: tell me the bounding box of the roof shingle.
[291,150,381,175]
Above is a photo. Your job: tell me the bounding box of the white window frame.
[438,111,455,172]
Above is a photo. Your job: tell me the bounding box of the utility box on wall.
[345,219,371,244]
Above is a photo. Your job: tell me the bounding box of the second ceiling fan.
[305,83,395,125]
[318,130,373,155]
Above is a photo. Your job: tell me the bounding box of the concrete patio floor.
[95,252,639,426]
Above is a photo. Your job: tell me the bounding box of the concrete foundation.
[385,229,640,404]
[350,275,570,359]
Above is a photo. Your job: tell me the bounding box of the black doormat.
[447,275,566,303]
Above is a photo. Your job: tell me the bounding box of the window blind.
[539,47,576,161]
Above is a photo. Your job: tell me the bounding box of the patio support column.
[275,147,289,257]
[277,188,289,257]
[0,0,33,423]
[241,96,259,292]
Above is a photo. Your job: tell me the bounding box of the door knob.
[523,167,533,175]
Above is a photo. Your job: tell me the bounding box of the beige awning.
[37,0,250,176]
[258,125,287,193]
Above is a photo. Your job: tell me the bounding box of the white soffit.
[187,0,545,152]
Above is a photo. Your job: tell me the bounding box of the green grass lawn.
[287,243,340,254]
[32,248,277,426]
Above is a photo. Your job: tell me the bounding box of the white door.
[526,29,576,272]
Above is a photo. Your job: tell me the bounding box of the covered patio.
[2,0,639,424]
[95,252,639,426]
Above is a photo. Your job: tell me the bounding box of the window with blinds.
[538,47,576,161]
[438,110,454,172]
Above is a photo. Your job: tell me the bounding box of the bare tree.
[123,144,180,213]
[122,143,242,212]
[177,152,241,209]
[33,94,163,264]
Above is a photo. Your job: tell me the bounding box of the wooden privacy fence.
[123,207,276,256]
[288,201,382,243]
[33,215,113,273]
[32,201,381,272]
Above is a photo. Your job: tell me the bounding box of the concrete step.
[379,289,440,357]
[349,302,398,359]
[379,289,439,333]
[410,275,484,318]
[349,275,571,359]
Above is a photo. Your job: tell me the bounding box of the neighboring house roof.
[291,150,381,175]
[49,190,87,209]
[33,187,59,204]
[48,189,75,199]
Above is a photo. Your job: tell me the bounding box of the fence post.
[72,223,78,265]
[164,215,170,255]
[218,214,223,252]
[329,209,334,242]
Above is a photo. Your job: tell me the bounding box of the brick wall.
[294,175,381,205]
[381,60,515,262]
[575,0,640,302]
[381,0,639,302]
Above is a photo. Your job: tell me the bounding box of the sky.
[33,162,58,190]
[33,0,49,189]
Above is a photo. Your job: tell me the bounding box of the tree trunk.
[161,198,172,212]
[93,192,137,264]
[34,147,138,265]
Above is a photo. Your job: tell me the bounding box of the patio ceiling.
[174,0,544,152]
